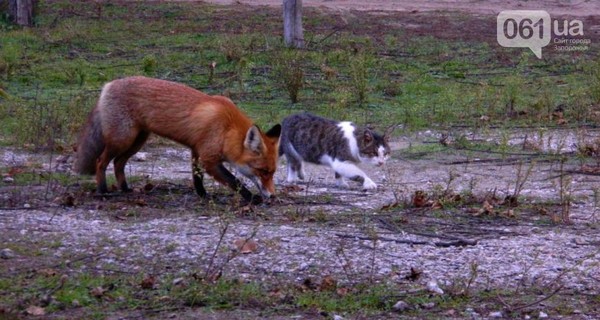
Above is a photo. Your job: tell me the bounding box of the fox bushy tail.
[73,107,104,175]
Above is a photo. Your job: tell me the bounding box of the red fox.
[74,76,281,204]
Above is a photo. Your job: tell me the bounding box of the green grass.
[0,0,598,150]
[4,269,590,319]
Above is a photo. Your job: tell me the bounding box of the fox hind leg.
[96,147,119,194]
[191,151,207,198]
[113,131,149,192]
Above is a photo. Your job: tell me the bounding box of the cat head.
[358,126,393,166]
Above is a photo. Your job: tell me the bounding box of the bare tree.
[8,0,35,26]
[283,0,304,48]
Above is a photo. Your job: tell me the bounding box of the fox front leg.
[191,155,207,198]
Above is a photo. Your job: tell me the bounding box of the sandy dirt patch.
[200,0,600,17]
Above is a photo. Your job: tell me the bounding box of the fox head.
[235,124,281,199]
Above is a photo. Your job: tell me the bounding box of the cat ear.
[363,129,373,143]
[266,124,281,139]
[244,125,264,153]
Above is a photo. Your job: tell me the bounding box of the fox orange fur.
[74,76,281,204]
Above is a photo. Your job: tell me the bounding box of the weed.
[348,53,374,106]
[504,75,525,118]
[63,59,88,86]
[0,41,22,79]
[272,49,304,103]
[506,160,535,207]
[557,157,572,224]
[142,55,158,75]
[588,58,600,104]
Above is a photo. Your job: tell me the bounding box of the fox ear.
[266,124,281,139]
[244,125,264,153]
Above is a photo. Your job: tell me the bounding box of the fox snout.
[259,177,276,199]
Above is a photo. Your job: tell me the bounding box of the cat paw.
[362,179,378,190]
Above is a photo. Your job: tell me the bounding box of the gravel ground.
[2,130,600,302]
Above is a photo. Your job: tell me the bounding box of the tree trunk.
[8,0,34,27]
[283,0,304,48]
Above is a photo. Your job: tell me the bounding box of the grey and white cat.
[279,113,392,190]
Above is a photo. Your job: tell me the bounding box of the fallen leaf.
[90,286,106,298]
[143,183,154,192]
[301,278,317,291]
[477,200,494,216]
[25,306,45,316]
[236,205,254,215]
[62,194,75,207]
[208,270,222,282]
[501,209,515,218]
[319,275,337,291]
[268,288,285,299]
[443,309,456,316]
[336,287,349,296]
[134,198,147,207]
[431,200,443,209]
[450,194,462,202]
[8,166,25,176]
[465,207,480,214]
[412,191,427,208]
[405,267,423,281]
[37,268,57,277]
[234,238,258,254]
[140,275,156,290]
[283,185,304,193]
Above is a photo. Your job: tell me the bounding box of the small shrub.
[326,85,352,119]
[504,75,525,118]
[0,41,22,79]
[12,93,92,149]
[349,53,374,106]
[64,59,87,86]
[589,59,600,104]
[218,35,259,63]
[272,49,304,104]
[142,54,158,75]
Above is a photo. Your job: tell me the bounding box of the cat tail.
[278,129,288,157]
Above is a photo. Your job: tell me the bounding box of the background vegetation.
[0,0,598,151]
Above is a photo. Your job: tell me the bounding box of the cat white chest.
[337,121,360,159]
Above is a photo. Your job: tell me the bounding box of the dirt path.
[201,0,600,17]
